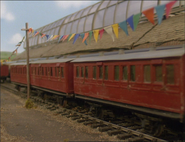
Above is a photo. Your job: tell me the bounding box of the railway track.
[1,83,168,142]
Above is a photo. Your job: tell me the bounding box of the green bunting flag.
[133,13,141,31]
[89,31,93,43]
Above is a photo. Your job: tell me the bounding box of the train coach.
[0,63,9,83]
[72,46,185,122]
[9,45,185,134]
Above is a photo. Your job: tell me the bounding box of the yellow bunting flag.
[51,35,59,40]
[112,24,119,38]
[93,30,99,43]
[82,33,89,43]
[68,34,75,41]
[62,35,69,42]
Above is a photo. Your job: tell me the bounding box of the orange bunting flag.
[51,35,59,40]
[93,30,99,43]
[112,24,119,38]
[34,32,39,37]
[28,28,33,33]
[142,7,155,25]
[62,35,69,42]
[41,34,46,38]
[82,33,89,43]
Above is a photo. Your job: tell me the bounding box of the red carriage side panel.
[10,64,27,85]
[73,57,182,115]
[30,62,74,94]
[0,65,9,77]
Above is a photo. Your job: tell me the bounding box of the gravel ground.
[1,88,120,142]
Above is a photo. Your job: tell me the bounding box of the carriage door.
[152,59,165,92]
[97,62,103,86]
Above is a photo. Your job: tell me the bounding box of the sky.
[1,1,98,54]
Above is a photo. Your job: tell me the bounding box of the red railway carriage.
[0,64,9,82]
[72,46,185,121]
[10,63,27,85]
[30,58,74,94]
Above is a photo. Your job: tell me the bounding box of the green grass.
[0,51,19,60]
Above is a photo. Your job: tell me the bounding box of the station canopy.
[23,0,184,48]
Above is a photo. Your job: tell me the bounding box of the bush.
[25,99,34,109]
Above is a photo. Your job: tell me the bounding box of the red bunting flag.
[82,33,89,43]
[142,7,155,25]
[41,34,46,38]
[166,0,177,19]
[99,29,104,40]
[62,35,69,42]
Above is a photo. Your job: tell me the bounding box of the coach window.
[130,65,136,82]
[85,66,88,78]
[99,66,103,79]
[50,67,53,76]
[123,66,128,81]
[114,66,119,81]
[155,65,162,82]
[58,67,60,77]
[55,67,58,77]
[76,67,79,77]
[61,67,64,77]
[104,66,108,80]
[93,66,96,79]
[166,65,174,84]
[144,65,151,82]
[81,67,84,77]
[42,67,44,75]
[45,67,48,76]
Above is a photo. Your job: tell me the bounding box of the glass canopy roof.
[24,0,183,48]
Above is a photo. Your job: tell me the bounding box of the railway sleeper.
[83,120,95,125]
[99,126,114,132]
[117,133,133,140]
[91,122,105,128]
[107,129,123,136]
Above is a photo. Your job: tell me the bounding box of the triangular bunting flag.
[46,35,50,40]
[16,42,21,46]
[104,25,115,42]
[28,28,33,33]
[52,35,59,40]
[93,29,99,43]
[39,33,42,36]
[112,24,119,38]
[89,31,93,43]
[34,31,39,37]
[142,7,155,25]
[133,13,141,31]
[62,35,69,42]
[155,4,165,25]
[82,33,89,43]
[73,34,80,44]
[118,21,129,36]
[58,35,63,43]
[99,29,104,39]
[68,34,75,42]
[41,34,46,38]
[47,35,53,41]
[80,33,87,45]
[127,15,134,31]
[166,0,177,19]
[67,34,72,42]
